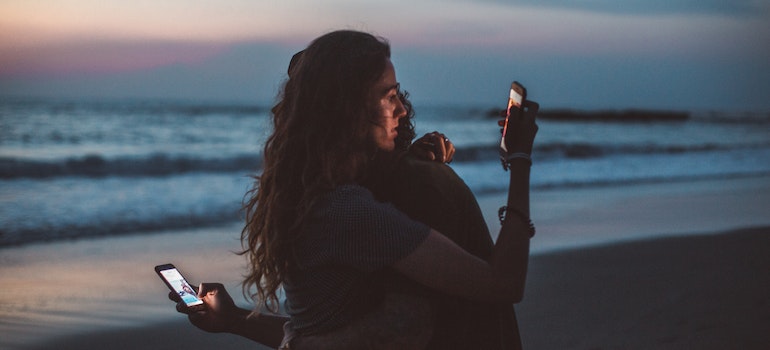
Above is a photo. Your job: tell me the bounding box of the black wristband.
[500,152,532,170]
[498,206,535,238]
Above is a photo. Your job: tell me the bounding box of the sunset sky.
[2,0,769,111]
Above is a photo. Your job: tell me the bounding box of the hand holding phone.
[499,81,539,170]
[155,263,204,309]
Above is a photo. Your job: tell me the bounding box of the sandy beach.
[3,175,770,350]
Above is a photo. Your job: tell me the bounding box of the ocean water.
[2,97,769,246]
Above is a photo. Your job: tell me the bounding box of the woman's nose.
[395,99,407,119]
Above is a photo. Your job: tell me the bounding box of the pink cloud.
[1,39,229,78]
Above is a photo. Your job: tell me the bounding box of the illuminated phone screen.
[159,268,203,307]
[500,82,526,153]
[507,87,524,113]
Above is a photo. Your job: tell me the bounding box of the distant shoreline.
[486,108,690,121]
[538,109,690,121]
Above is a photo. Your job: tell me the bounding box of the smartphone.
[499,81,527,154]
[155,263,204,308]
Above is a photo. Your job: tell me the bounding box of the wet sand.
[519,226,770,349]
[3,176,770,350]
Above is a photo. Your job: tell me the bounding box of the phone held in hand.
[499,81,527,155]
[155,263,204,308]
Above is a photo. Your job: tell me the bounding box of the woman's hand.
[499,100,539,155]
[169,282,245,334]
[409,131,456,163]
[169,282,288,347]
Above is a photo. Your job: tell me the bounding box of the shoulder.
[320,185,378,216]
[327,184,374,202]
[397,154,457,176]
[388,154,489,250]
[303,184,430,268]
[392,154,474,203]
[315,184,427,232]
[396,154,460,182]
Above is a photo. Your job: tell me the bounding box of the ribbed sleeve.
[284,185,430,334]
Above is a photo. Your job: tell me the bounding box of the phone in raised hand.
[499,81,527,155]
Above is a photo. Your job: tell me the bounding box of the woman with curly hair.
[170,29,538,349]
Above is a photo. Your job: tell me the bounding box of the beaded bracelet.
[498,205,536,238]
[500,152,532,171]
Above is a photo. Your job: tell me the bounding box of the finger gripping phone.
[155,263,204,308]
[499,81,527,155]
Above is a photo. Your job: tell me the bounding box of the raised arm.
[393,100,539,303]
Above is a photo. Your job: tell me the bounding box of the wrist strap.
[500,152,532,171]
[498,206,535,238]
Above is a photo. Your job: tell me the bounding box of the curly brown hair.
[241,30,418,312]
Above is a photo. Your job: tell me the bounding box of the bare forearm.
[489,159,532,302]
[505,159,531,216]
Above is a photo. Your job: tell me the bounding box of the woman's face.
[369,59,407,151]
